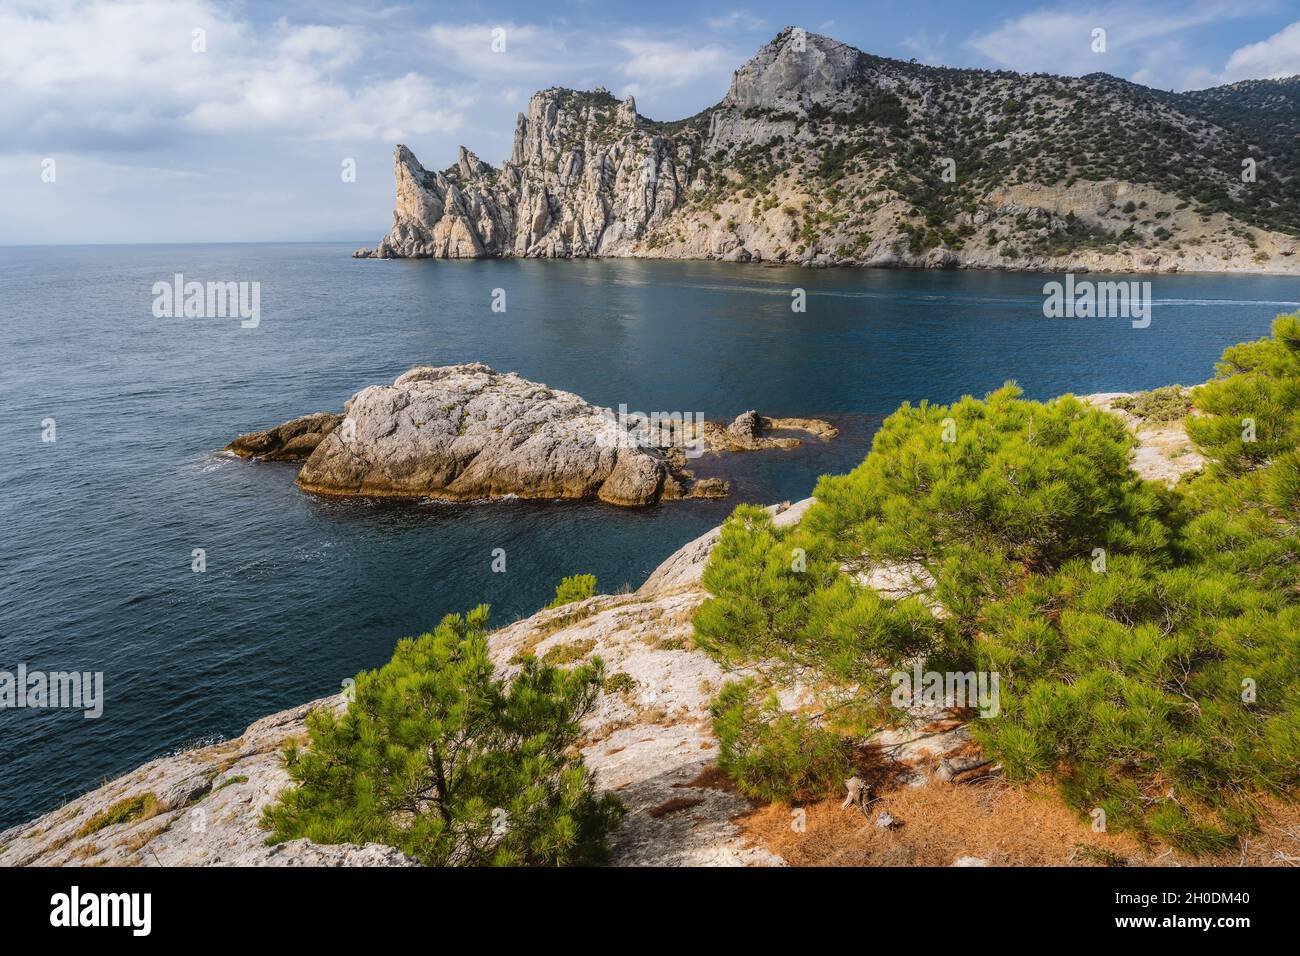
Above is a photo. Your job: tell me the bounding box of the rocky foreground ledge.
[227,363,834,507]
[0,498,971,868]
[0,497,978,867]
[0,500,810,866]
[0,393,1206,866]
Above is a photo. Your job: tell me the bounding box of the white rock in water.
[230,365,837,506]
[231,363,726,507]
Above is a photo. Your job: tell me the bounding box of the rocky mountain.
[356,28,1299,273]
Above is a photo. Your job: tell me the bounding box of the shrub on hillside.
[263,606,623,866]
[1187,314,1300,511]
[710,679,859,802]
[1111,385,1192,423]
[548,573,598,608]
[694,327,1300,851]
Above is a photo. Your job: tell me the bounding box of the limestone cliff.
[357,28,1300,274]
[362,88,698,260]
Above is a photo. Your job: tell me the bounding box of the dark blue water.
[1,242,1296,830]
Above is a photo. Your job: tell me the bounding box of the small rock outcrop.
[227,365,833,507]
[726,410,765,445]
[292,364,707,506]
[225,412,343,462]
[709,411,839,451]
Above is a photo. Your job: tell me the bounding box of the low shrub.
[548,574,598,608]
[264,606,623,865]
[710,680,858,802]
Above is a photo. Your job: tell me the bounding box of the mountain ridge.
[356,27,1300,273]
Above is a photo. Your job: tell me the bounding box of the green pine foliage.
[974,556,1300,849]
[263,606,624,866]
[548,573,598,608]
[694,504,939,700]
[1111,385,1192,423]
[1186,314,1300,510]
[805,384,1173,575]
[696,321,1300,852]
[710,679,859,802]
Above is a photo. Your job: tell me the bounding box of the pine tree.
[548,573,598,608]
[264,606,623,865]
[1187,313,1300,511]
[694,323,1300,852]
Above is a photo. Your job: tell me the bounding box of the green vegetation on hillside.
[696,44,1300,259]
[695,316,1300,853]
[548,573,598,608]
[264,605,623,866]
[1112,385,1193,423]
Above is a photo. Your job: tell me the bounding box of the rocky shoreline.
[227,363,835,507]
[0,390,1201,867]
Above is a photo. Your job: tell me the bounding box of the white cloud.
[427,23,575,78]
[424,21,741,106]
[0,0,469,146]
[616,39,733,88]
[1221,20,1300,83]
[965,1,1247,84]
[705,11,765,33]
[275,23,363,70]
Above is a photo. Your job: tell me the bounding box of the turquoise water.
[1,242,1296,829]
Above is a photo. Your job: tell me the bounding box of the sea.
[1,242,1295,829]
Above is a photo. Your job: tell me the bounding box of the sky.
[2,0,1299,244]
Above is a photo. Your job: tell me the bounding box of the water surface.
[1,243,1294,829]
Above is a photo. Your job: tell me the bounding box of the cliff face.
[357,28,1300,274]
[366,88,700,259]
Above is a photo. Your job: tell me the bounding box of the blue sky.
[3,0,1299,244]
